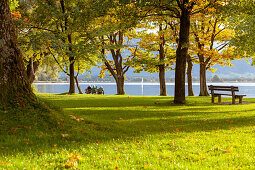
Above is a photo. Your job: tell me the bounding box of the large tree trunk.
[187,55,194,96]
[26,56,39,84]
[199,63,209,96]
[74,76,83,94]
[116,76,125,95]
[159,24,167,96]
[174,6,191,104]
[0,0,36,106]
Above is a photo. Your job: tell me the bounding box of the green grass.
[1,94,255,169]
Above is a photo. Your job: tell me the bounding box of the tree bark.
[68,34,75,94]
[187,55,194,96]
[102,32,128,95]
[159,24,167,96]
[69,58,75,94]
[174,4,191,104]
[74,76,83,94]
[116,76,125,95]
[0,0,36,106]
[26,56,39,84]
[199,63,209,96]
[159,65,167,96]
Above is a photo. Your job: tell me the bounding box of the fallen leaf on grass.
[0,162,9,166]
[144,164,150,168]
[57,122,64,126]
[95,140,99,145]
[68,153,83,161]
[63,160,77,168]
[223,147,233,153]
[1,120,6,125]
[61,134,69,138]
[9,128,17,134]
[69,115,84,122]
[24,126,31,129]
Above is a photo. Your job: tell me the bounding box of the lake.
[34,82,255,98]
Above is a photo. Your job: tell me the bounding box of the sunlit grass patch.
[1,94,255,169]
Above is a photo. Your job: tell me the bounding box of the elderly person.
[97,86,104,95]
[85,85,92,94]
[91,85,97,94]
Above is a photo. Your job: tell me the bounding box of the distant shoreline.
[33,81,255,85]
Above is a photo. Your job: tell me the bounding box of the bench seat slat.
[212,93,246,96]
[213,93,232,96]
[208,85,238,88]
[210,88,239,92]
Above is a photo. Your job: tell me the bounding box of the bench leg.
[232,96,235,105]
[212,96,215,103]
[239,96,243,104]
[218,95,221,103]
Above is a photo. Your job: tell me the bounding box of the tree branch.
[48,47,70,76]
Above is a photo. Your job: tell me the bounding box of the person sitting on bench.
[91,85,97,94]
[85,85,92,94]
[97,86,104,95]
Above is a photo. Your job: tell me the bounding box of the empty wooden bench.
[208,85,246,104]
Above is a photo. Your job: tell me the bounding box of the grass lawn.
[1,94,255,169]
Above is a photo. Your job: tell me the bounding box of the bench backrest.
[208,85,239,92]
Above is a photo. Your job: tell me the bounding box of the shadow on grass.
[2,95,255,156]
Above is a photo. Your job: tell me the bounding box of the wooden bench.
[208,85,246,104]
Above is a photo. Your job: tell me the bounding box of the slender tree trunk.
[74,76,83,94]
[68,34,75,94]
[27,56,39,84]
[159,65,167,96]
[69,59,75,94]
[0,0,36,106]
[187,55,194,96]
[174,7,191,104]
[116,76,125,95]
[159,24,167,96]
[199,63,209,96]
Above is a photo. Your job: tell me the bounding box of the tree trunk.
[159,65,167,96]
[199,63,209,96]
[68,34,75,94]
[159,24,167,96]
[116,76,125,95]
[69,59,75,94]
[174,6,191,104]
[0,0,36,106]
[187,55,194,96]
[26,56,39,84]
[74,76,83,94]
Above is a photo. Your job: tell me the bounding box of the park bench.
[208,85,246,104]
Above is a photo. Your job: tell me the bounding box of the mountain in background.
[86,58,255,79]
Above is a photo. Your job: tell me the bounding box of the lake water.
[34,82,255,98]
